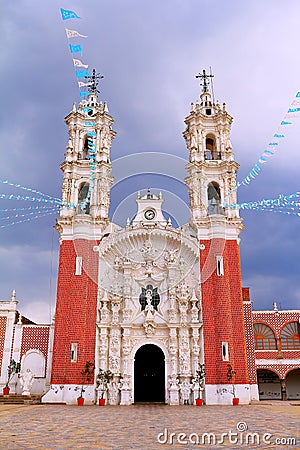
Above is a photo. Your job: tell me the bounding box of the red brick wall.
[200,239,249,385]
[21,326,50,363]
[243,300,257,384]
[0,317,7,374]
[51,239,98,384]
[255,350,300,359]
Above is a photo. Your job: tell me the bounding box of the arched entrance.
[257,369,281,400]
[134,344,165,403]
[286,369,300,400]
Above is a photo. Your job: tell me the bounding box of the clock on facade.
[144,209,155,220]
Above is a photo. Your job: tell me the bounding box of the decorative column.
[169,374,180,405]
[168,328,178,375]
[99,328,109,371]
[120,373,132,405]
[280,378,287,401]
[191,327,200,375]
[109,328,121,376]
[121,328,132,375]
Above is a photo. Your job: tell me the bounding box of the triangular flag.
[60,8,80,20]
[73,59,88,69]
[65,28,87,39]
[69,44,82,55]
[78,81,93,88]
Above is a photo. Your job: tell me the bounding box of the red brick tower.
[183,71,257,404]
[43,93,116,404]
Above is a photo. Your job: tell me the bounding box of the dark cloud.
[1,0,300,321]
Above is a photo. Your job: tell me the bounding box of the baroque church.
[0,74,299,404]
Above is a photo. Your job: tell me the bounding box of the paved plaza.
[0,402,299,449]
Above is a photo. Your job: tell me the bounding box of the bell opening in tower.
[77,182,90,215]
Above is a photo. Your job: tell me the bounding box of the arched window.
[280,322,300,349]
[80,136,90,160]
[253,323,277,350]
[205,136,221,160]
[77,182,90,215]
[207,182,224,215]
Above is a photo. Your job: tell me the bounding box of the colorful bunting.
[73,59,88,68]
[228,90,300,196]
[60,8,80,21]
[65,29,87,39]
[0,210,59,229]
[78,81,93,88]
[223,191,300,215]
[69,44,82,55]
[76,69,91,78]
[0,179,62,202]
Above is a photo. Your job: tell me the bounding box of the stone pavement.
[0,402,299,449]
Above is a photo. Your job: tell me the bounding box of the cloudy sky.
[1,0,300,323]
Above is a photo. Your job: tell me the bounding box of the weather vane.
[85,68,104,94]
[195,69,214,93]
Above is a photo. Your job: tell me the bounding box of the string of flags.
[0,207,59,223]
[60,7,99,210]
[231,91,300,193]
[0,205,61,212]
[0,7,96,229]
[0,179,62,202]
[0,7,98,228]
[223,191,300,215]
[60,8,91,99]
[0,209,59,229]
[0,192,74,207]
[78,129,97,211]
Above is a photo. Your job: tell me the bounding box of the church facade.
[1,78,299,404]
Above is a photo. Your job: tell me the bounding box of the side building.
[0,291,54,395]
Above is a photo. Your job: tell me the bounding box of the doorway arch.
[257,369,282,400]
[134,344,165,403]
[286,369,300,400]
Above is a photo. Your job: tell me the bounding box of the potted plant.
[96,368,113,405]
[3,360,21,395]
[227,364,239,405]
[76,360,95,406]
[194,364,206,406]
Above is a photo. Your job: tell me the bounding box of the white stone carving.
[95,218,204,405]
[19,369,34,396]
[179,379,192,404]
[108,380,120,405]
[109,356,120,373]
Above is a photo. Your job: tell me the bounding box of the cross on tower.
[195,69,214,93]
[85,68,104,94]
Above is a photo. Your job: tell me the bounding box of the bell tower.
[49,79,116,400]
[183,70,256,404]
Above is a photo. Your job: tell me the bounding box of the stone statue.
[108,380,120,405]
[19,368,34,396]
[145,290,154,319]
[179,380,192,405]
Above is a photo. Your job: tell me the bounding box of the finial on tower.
[195,69,214,94]
[84,68,104,94]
